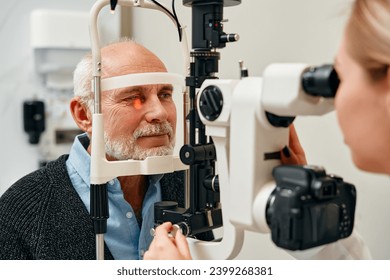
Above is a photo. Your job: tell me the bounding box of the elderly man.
[0,39,197,259]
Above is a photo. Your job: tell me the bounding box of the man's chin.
[130,146,174,160]
[105,141,174,161]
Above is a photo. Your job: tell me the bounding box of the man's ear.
[70,97,92,134]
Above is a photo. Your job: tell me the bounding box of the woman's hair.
[346,0,390,80]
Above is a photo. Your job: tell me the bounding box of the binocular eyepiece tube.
[302,64,340,98]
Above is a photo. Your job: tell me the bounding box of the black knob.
[204,175,220,192]
[180,144,216,165]
[302,64,339,98]
[199,85,223,121]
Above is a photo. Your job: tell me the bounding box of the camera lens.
[302,64,339,98]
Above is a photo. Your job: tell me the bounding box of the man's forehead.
[101,43,167,76]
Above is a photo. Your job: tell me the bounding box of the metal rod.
[183,89,191,208]
[96,234,105,260]
[93,76,102,114]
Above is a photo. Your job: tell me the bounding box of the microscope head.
[262,63,339,119]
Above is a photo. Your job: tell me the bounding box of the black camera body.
[266,165,356,251]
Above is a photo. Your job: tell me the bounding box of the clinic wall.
[132,0,390,259]
[0,1,118,193]
[1,0,389,260]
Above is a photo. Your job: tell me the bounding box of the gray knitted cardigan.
[0,155,210,260]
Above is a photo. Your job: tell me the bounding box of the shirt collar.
[67,133,91,187]
[148,174,164,185]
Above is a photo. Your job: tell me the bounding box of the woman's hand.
[280,124,307,165]
[144,222,192,260]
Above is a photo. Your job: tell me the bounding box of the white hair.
[72,37,137,113]
[73,53,94,112]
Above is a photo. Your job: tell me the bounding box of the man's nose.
[145,96,168,123]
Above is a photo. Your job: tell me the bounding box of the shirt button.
[126,212,133,219]
[140,249,145,257]
[109,180,115,185]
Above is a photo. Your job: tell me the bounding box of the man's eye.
[159,92,173,99]
[124,95,145,103]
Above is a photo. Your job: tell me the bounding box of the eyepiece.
[302,64,339,98]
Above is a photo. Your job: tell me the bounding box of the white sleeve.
[287,230,372,260]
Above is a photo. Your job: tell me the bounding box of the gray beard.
[104,122,175,160]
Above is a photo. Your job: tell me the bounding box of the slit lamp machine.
[89,0,356,260]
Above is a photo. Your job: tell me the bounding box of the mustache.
[133,122,174,139]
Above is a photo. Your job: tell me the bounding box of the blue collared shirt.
[65,133,162,259]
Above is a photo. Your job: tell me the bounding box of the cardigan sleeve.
[0,168,49,259]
